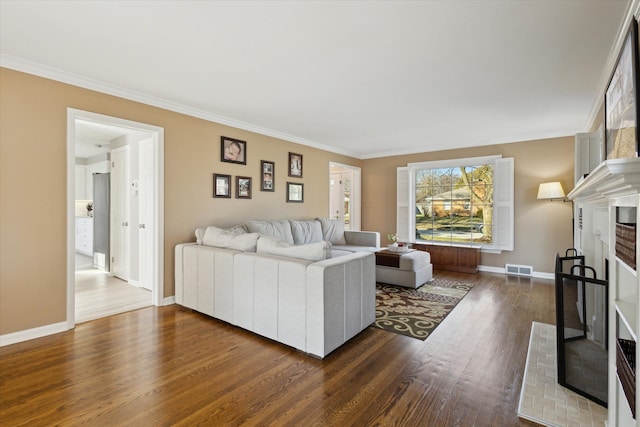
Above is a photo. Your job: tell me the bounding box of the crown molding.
[360,130,573,159]
[0,54,360,159]
[584,0,640,131]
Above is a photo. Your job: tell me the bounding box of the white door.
[329,170,354,230]
[138,139,154,291]
[110,146,130,281]
[330,172,342,221]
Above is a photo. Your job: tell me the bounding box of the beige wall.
[0,68,361,335]
[0,66,577,337]
[361,137,574,274]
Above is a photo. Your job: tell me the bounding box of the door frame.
[138,138,155,291]
[329,162,361,231]
[66,109,165,328]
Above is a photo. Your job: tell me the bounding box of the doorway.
[329,163,361,231]
[67,109,164,327]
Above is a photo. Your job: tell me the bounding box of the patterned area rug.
[372,278,473,340]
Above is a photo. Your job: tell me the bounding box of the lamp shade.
[537,181,566,200]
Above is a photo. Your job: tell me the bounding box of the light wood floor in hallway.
[2,271,551,426]
[75,253,152,323]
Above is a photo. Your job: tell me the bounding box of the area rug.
[372,278,473,340]
[517,322,607,427]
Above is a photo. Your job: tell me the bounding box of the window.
[397,155,514,252]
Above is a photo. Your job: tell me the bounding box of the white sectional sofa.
[175,218,380,358]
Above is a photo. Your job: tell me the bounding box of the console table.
[411,243,480,273]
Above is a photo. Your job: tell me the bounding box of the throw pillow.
[202,226,259,252]
[196,224,246,244]
[256,236,332,261]
[316,218,347,245]
[195,227,206,244]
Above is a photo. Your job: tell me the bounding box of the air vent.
[505,263,533,277]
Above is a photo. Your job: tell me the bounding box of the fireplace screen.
[555,251,608,407]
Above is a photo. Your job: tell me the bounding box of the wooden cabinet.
[75,217,93,256]
[412,243,480,273]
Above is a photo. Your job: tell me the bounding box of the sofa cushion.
[333,245,379,253]
[256,236,332,261]
[317,218,347,245]
[290,220,323,245]
[331,249,354,258]
[202,226,260,252]
[246,220,294,244]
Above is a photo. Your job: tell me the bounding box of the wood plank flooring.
[75,260,151,324]
[1,271,552,426]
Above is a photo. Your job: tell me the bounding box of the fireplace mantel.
[568,158,640,204]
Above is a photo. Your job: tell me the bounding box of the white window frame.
[397,155,514,252]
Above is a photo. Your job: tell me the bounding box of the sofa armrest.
[175,243,198,306]
[305,252,376,358]
[344,230,380,248]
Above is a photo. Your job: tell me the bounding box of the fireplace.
[555,250,608,407]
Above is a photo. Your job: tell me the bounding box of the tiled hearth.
[518,322,607,427]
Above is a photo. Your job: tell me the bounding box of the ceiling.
[0,1,632,158]
[74,120,127,159]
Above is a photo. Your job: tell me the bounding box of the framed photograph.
[260,160,275,192]
[286,182,303,203]
[288,152,303,178]
[236,176,252,199]
[213,174,231,198]
[605,19,639,160]
[221,136,247,165]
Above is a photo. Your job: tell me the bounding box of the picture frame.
[260,160,275,192]
[236,176,252,199]
[605,19,639,160]
[286,182,303,203]
[288,152,303,178]
[213,173,231,198]
[221,136,247,165]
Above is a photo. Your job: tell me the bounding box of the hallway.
[75,253,151,323]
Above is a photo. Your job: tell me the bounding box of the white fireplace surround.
[568,157,640,427]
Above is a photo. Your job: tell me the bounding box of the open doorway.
[329,162,361,231]
[67,109,164,327]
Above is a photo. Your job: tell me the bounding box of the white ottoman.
[375,249,433,289]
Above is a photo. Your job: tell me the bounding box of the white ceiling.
[0,0,632,158]
[74,120,127,159]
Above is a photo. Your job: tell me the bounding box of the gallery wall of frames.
[214,136,305,202]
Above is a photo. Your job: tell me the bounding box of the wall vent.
[505,264,533,277]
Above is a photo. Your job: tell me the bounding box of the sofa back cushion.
[202,226,260,252]
[256,236,331,261]
[246,220,294,244]
[290,220,323,245]
[317,218,347,245]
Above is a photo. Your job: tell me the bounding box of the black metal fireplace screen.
[555,249,608,407]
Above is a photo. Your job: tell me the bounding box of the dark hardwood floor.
[0,271,553,426]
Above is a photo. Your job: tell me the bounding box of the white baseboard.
[478,264,503,274]
[0,321,70,347]
[478,264,554,280]
[163,296,175,306]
